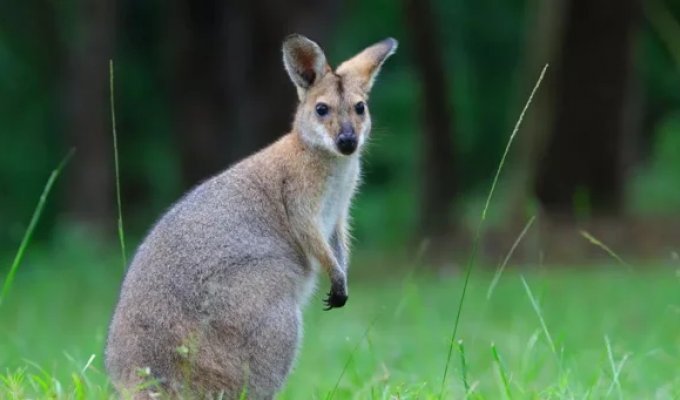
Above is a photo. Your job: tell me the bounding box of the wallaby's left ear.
[336,38,398,93]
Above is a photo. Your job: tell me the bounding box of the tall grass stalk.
[0,149,75,307]
[438,64,548,398]
[579,230,631,269]
[110,59,127,269]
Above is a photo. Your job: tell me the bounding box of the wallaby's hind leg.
[187,296,301,399]
[245,302,300,398]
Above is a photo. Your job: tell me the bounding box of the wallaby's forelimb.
[330,215,350,270]
[329,229,346,271]
[292,218,347,309]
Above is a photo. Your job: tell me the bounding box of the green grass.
[0,149,74,307]
[3,62,678,399]
[1,240,678,399]
[2,61,677,398]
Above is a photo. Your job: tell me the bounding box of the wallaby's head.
[282,34,397,157]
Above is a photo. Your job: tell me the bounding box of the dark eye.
[354,101,365,115]
[315,103,329,117]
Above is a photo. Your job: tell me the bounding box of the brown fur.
[106,34,397,399]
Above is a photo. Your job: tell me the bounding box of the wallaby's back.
[106,137,309,398]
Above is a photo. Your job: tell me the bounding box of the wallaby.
[105,34,397,399]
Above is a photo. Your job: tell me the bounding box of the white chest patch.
[318,158,359,240]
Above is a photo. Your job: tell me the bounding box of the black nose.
[336,133,358,155]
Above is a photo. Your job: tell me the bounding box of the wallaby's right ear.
[282,34,329,97]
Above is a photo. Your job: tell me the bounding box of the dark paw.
[323,290,348,310]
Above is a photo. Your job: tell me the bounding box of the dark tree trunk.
[169,0,339,188]
[65,0,116,230]
[168,1,229,186]
[534,0,640,216]
[403,0,457,241]
[510,0,566,221]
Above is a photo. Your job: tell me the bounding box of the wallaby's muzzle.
[336,122,358,155]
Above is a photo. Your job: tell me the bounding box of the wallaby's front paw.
[323,286,348,310]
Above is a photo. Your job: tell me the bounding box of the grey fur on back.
[107,156,310,399]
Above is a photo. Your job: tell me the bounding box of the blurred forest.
[1,0,679,264]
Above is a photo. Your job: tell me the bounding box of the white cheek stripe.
[300,120,333,151]
[318,123,337,150]
[301,118,371,154]
[358,120,371,148]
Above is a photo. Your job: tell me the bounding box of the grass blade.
[0,149,75,307]
[110,59,127,269]
[327,315,379,400]
[604,335,629,400]
[492,342,513,400]
[520,276,557,357]
[80,354,96,375]
[521,276,576,397]
[439,64,549,399]
[579,230,630,269]
[457,340,471,397]
[487,215,536,299]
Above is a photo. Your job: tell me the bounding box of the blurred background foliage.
[0,0,678,264]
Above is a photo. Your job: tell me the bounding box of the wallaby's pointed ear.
[336,38,398,93]
[282,34,330,96]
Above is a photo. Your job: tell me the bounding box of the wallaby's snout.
[336,121,357,155]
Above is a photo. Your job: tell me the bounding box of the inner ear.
[336,38,398,92]
[287,45,319,85]
[282,34,330,89]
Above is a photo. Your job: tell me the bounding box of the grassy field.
[1,236,678,399]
